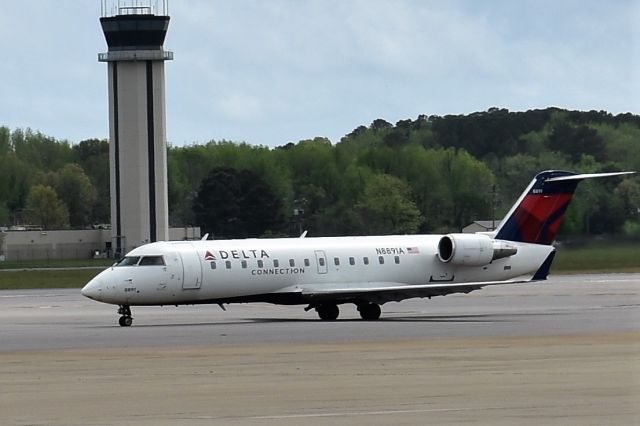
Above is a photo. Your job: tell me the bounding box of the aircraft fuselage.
[83,235,552,307]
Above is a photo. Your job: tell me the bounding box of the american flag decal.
[204,251,216,261]
[407,247,420,254]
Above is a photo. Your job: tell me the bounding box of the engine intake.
[437,234,517,266]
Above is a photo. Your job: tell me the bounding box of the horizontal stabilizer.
[546,171,635,182]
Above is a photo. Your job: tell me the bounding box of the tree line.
[1,107,639,240]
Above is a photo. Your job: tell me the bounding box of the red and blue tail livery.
[495,170,634,245]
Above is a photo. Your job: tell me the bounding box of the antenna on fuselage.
[299,230,308,238]
[201,233,209,241]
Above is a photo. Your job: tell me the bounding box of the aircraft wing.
[300,278,535,305]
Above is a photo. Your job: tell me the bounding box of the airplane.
[81,170,634,326]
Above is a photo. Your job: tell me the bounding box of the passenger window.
[304,258,310,267]
[225,260,231,269]
[274,259,279,267]
[378,256,384,264]
[334,257,340,266]
[289,259,295,267]
[241,260,247,269]
[319,258,325,266]
[363,257,369,265]
[257,260,264,268]
[349,257,355,265]
[394,256,400,264]
[211,261,217,270]
[139,256,165,266]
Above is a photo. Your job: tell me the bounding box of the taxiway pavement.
[1,273,639,425]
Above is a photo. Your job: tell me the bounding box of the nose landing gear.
[117,305,133,327]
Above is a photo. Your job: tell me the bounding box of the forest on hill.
[1,107,639,240]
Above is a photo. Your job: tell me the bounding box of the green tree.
[0,231,5,256]
[0,154,36,216]
[497,152,570,208]
[167,153,193,226]
[0,126,10,155]
[0,201,9,225]
[389,145,444,232]
[52,164,97,228]
[3,106,639,238]
[193,167,283,238]
[169,140,293,228]
[615,178,640,218]
[353,174,422,235]
[24,185,69,230]
[434,149,495,231]
[13,128,73,171]
[548,122,606,163]
[594,122,640,172]
[73,139,110,224]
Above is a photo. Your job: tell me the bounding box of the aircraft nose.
[81,276,102,301]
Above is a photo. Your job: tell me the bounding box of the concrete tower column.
[99,5,172,256]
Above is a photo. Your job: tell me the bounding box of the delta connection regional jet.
[82,170,634,326]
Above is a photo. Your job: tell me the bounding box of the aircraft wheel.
[316,304,339,321]
[117,305,132,326]
[358,303,381,320]
[119,316,133,327]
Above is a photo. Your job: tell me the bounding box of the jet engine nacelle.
[437,234,518,266]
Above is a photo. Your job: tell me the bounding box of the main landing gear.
[357,302,381,321]
[316,304,339,321]
[118,305,133,327]
[312,302,382,321]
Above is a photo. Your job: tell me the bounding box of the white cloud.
[215,92,265,121]
[0,0,637,146]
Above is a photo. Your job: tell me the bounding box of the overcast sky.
[1,0,638,147]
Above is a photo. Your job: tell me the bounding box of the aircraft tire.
[316,304,339,321]
[119,316,133,327]
[358,303,381,320]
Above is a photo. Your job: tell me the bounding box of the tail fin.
[494,170,634,245]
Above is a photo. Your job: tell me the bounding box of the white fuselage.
[82,235,553,307]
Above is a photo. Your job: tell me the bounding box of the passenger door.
[173,242,203,289]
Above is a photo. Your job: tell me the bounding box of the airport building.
[462,220,502,233]
[0,227,200,262]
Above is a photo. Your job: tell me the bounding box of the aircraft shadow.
[92,312,566,328]
[374,311,569,322]
[249,313,518,324]
[92,320,258,329]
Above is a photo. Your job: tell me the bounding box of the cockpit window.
[116,256,140,266]
[139,256,165,266]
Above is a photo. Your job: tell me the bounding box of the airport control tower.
[99,1,172,256]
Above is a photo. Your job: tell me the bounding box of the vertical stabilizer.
[494,171,634,245]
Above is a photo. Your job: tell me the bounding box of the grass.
[0,258,114,270]
[0,269,102,290]
[552,241,640,273]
